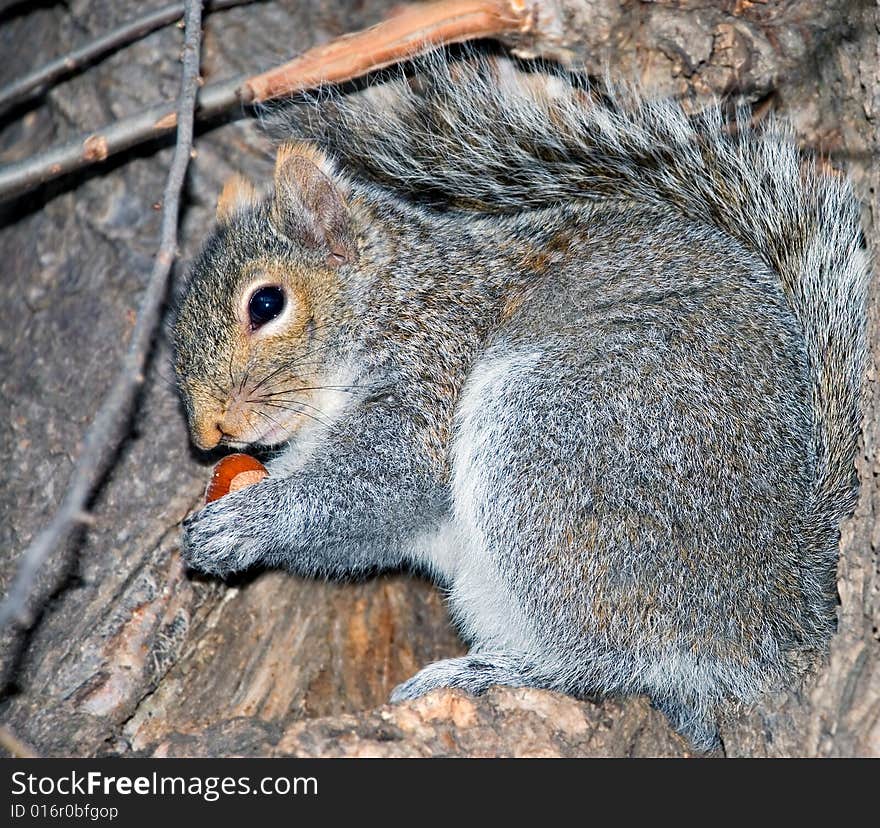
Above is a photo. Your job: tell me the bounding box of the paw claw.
[179,491,263,577]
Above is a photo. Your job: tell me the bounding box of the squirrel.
[172,51,870,750]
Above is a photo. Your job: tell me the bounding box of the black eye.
[248,286,285,329]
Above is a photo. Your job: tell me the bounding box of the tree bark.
[0,0,877,757]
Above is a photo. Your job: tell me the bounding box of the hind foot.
[390,652,536,702]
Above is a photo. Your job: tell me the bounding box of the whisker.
[260,400,332,427]
[252,405,308,435]
[239,363,251,396]
[250,406,283,431]
[247,340,338,395]
[244,406,265,435]
[258,402,329,430]
[249,361,289,395]
[252,383,362,401]
[250,405,328,437]
[294,383,363,391]
[247,360,325,396]
[261,398,331,418]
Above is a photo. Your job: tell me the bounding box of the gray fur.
[174,53,869,752]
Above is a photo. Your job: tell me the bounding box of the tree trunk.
[0,0,877,758]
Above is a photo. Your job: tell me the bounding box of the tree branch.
[0,0,257,115]
[0,0,205,629]
[0,75,243,202]
[0,0,536,203]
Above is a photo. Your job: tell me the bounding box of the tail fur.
[268,50,870,639]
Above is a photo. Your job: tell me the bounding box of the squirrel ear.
[271,142,356,267]
[216,173,260,222]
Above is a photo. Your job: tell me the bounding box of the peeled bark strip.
[0,0,878,758]
[240,0,537,104]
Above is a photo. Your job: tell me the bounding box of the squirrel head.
[173,143,357,451]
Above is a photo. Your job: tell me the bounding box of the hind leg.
[391,655,723,753]
[390,651,544,702]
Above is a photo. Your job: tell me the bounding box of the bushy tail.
[269,52,870,606]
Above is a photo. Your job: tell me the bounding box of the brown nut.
[205,453,268,503]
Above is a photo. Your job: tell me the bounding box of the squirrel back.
[269,52,870,643]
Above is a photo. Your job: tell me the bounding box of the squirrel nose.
[194,421,224,450]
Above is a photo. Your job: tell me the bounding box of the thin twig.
[0,75,243,202]
[0,0,257,115]
[0,0,536,203]
[0,0,204,629]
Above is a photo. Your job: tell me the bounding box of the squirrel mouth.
[215,417,299,450]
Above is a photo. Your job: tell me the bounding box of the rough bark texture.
[0,0,877,758]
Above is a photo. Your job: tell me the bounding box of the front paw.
[181,489,265,577]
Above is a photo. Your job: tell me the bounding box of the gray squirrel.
[173,52,869,750]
